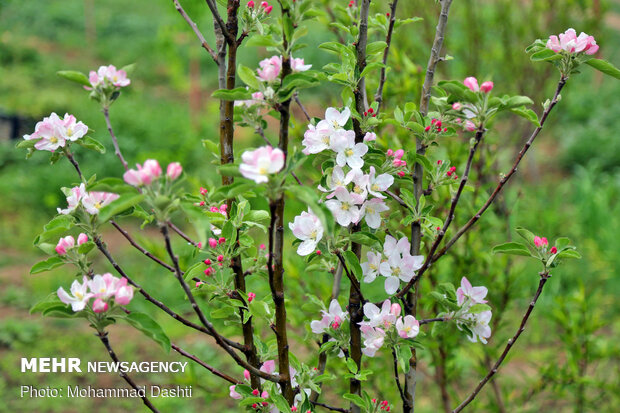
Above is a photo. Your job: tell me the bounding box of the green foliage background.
[0,0,619,412]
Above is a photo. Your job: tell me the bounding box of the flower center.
[67,128,73,137]
[258,167,268,175]
[344,148,354,157]
[322,135,330,145]
[393,267,401,276]
[94,202,102,209]
[371,183,380,191]
[310,229,318,239]
[50,136,58,144]
[341,202,350,211]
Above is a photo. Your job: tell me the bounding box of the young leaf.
[57,70,91,87]
[122,312,171,353]
[76,136,106,154]
[492,241,531,257]
[585,59,620,80]
[97,193,145,223]
[30,256,65,275]
[212,88,252,101]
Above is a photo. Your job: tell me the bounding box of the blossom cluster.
[57,273,134,313]
[23,112,88,152]
[257,55,311,83]
[55,233,89,255]
[123,159,183,187]
[361,235,424,295]
[310,299,348,334]
[546,28,598,55]
[239,145,285,183]
[453,277,492,344]
[57,183,119,215]
[86,65,131,90]
[360,300,419,357]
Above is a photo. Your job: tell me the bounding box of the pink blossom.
[259,244,266,250]
[167,162,183,180]
[81,191,120,215]
[77,233,89,245]
[480,81,494,93]
[239,145,285,183]
[257,56,282,82]
[247,0,255,7]
[363,132,377,142]
[547,28,598,55]
[456,276,488,306]
[57,276,93,312]
[311,299,348,334]
[332,129,368,169]
[248,292,256,303]
[88,65,131,89]
[92,298,108,313]
[465,120,476,132]
[390,303,401,317]
[394,149,404,159]
[264,5,273,13]
[204,267,215,276]
[325,187,361,227]
[243,369,251,381]
[260,360,276,375]
[55,236,75,255]
[396,315,420,339]
[115,284,134,305]
[452,102,462,110]
[200,187,208,196]
[534,236,548,248]
[123,159,162,187]
[229,385,242,400]
[291,57,312,72]
[23,112,88,152]
[57,184,86,215]
[463,77,479,92]
[397,171,406,177]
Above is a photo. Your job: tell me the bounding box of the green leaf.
[349,232,382,250]
[211,88,252,101]
[530,49,562,62]
[30,256,65,274]
[76,136,106,154]
[120,63,136,76]
[97,193,145,223]
[585,58,620,79]
[346,357,359,374]
[123,312,171,353]
[469,303,492,314]
[366,41,387,55]
[397,344,413,374]
[492,241,532,257]
[557,249,582,259]
[271,393,290,413]
[500,95,534,109]
[515,227,536,246]
[57,70,91,87]
[342,250,363,279]
[554,237,571,250]
[77,241,96,255]
[510,107,540,127]
[237,64,261,90]
[343,393,368,409]
[34,215,76,245]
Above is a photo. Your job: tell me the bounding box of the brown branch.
[204,0,235,45]
[397,126,486,299]
[102,107,128,171]
[167,221,199,247]
[334,250,364,302]
[65,150,84,182]
[97,332,159,412]
[172,0,218,63]
[351,0,370,139]
[311,400,350,413]
[93,235,244,351]
[419,317,448,325]
[111,221,175,272]
[386,189,408,208]
[171,343,241,385]
[392,347,406,401]
[431,76,568,263]
[374,0,399,112]
[294,92,312,122]
[452,272,551,412]
[160,224,278,383]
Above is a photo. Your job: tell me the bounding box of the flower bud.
[550,246,558,254]
[55,236,75,255]
[390,303,401,316]
[394,149,404,159]
[252,389,260,396]
[248,0,255,7]
[480,81,494,93]
[218,237,226,244]
[195,281,204,288]
[93,298,108,313]
[217,255,224,262]
[115,285,134,305]
[465,120,476,132]
[386,149,394,157]
[452,102,462,110]
[248,292,256,303]
[265,5,273,13]
[204,267,215,276]
[397,171,406,177]
[463,76,479,92]
[208,238,218,248]
[200,187,208,195]
[166,162,183,180]
[77,233,89,245]
[244,369,251,380]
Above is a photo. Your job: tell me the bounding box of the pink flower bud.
[437,160,443,165]
[197,242,202,249]
[220,204,228,212]
[55,236,75,255]
[204,259,212,265]
[399,160,407,167]
[93,298,108,313]
[480,81,494,93]
[252,389,260,396]
[363,132,377,142]
[390,303,401,316]
[209,238,218,248]
[465,120,476,132]
[77,233,89,245]
[166,162,183,180]
[248,0,255,7]
[550,246,558,254]
[534,236,546,247]
[292,407,298,412]
[199,201,206,206]
[195,281,204,288]
[204,267,215,276]
[424,125,431,132]
[397,171,406,177]
[316,250,322,255]
[252,404,258,409]
[261,391,269,398]
[265,5,273,13]
[394,149,404,159]
[115,285,134,305]
[392,159,401,167]
[259,243,266,250]
[200,187,208,195]
[386,149,394,157]
[217,255,224,262]
[452,102,462,110]
[463,76,479,92]
[248,292,256,303]
[244,369,251,380]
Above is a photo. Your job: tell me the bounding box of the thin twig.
[65,150,84,182]
[392,347,406,401]
[172,0,218,63]
[97,332,159,412]
[452,273,551,412]
[294,92,312,122]
[171,343,240,384]
[334,250,364,302]
[419,317,448,325]
[204,0,234,45]
[431,76,568,263]
[111,221,175,272]
[386,190,408,208]
[167,221,199,247]
[103,107,128,171]
[374,0,399,112]
[311,400,350,413]
[397,126,486,299]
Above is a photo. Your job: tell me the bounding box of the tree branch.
[171,343,241,384]
[97,332,159,412]
[374,0,399,112]
[452,272,551,412]
[103,107,128,171]
[172,0,218,63]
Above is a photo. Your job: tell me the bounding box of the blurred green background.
[1,0,619,412]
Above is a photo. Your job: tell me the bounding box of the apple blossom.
[359,198,389,229]
[23,112,88,152]
[396,315,420,339]
[463,76,480,92]
[88,65,131,89]
[310,299,348,334]
[456,276,488,306]
[360,324,386,357]
[77,233,89,245]
[239,145,285,183]
[291,57,312,72]
[229,385,242,400]
[465,120,476,132]
[289,209,324,256]
[57,183,86,215]
[301,122,334,154]
[379,241,424,294]
[459,310,492,344]
[167,162,183,180]
[257,56,282,81]
[325,187,361,227]
[115,284,134,306]
[81,191,120,215]
[546,28,598,55]
[361,251,382,283]
[367,166,394,198]
[332,129,368,169]
[324,107,351,129]
[534,236,548,248]
[362,300,397,329]
[452,102,462,110]
[55,236,75,255]
[318,166,353,197]
[123,159,162,186]
[363,132,377,142]
[92,298,108,313]
[57,276,93,312]
[348,169,370,204]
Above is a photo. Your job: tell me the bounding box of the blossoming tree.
[17,1,620,412]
